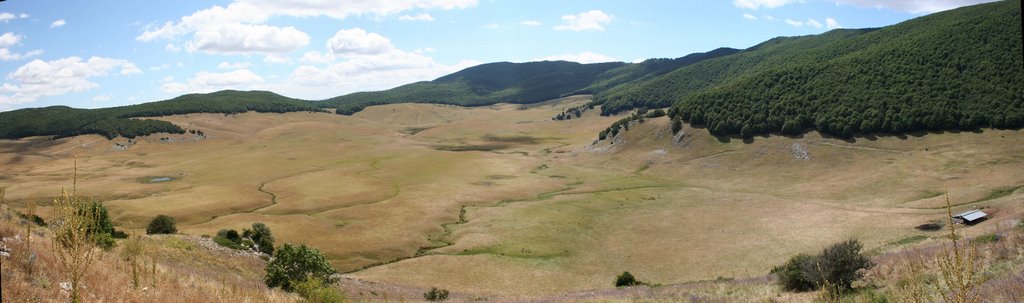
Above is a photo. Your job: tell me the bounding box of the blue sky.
[0,0,998,111]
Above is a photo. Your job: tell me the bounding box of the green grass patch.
[973,185,1023,203]
[909,190,944,202]
[162,237,195,251]
[481,134,544,144]
[970,233,1000,244]
[891,235,928,246]
[213,236,244,250]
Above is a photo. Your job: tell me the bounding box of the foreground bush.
[244,222,275,255]
[265,243,337,292]
[615,271,645,287]
[772,239,873,293]
[146,214,177,234]
[294,275,346,303]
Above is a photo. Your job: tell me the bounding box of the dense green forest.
[0,90,320,139]
[608,0,1023,138]
[321,61,627,115]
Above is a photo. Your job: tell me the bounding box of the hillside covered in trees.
[605,0,1023,138]
[1,0,1020,141]
[0,90,320,139]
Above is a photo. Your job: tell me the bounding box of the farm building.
[951,209,987,225]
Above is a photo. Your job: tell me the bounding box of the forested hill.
[606,0,1023,138]
[322,48,739,115]
[321,61,627,115]
[0,90,320,139]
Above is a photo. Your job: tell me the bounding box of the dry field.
[1,95,1023,299]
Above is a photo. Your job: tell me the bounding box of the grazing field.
[1,95,1022,298]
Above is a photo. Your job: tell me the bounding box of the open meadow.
[1,95,1023,298]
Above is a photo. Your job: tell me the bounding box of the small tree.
[146,215,177,234]
[423,287,450,301]
[817,239,873,291]
[264,243,337,292]
[671,118,683,135]
[615,271,640,287]
[772,253,819,292]
[245,222,275,255]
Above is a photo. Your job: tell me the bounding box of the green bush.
[294,275,346,303]
[213,236,244,250]
[772,239,873,293]
[615,271,641,287]
[423,287,449,301]
[146,215,177,235]
[264,243,337,292]
[94,233,116,251]
[244,222,275,255]
[217,229,242,244]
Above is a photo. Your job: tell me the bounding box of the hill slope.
[602,0,1023,138]
[0,90,320,139]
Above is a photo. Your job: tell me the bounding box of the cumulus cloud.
[0,12,29,22]
[785,19,803,27]
[826,17,842,29]
[0,32,43,61]
[0,57,142,106]
[135,0,477,55]
[533,51,617,64]
[554,10,612,32]
[327,28,394,56]
[520,20,542,26]
[50,19,66,28]
[165,44,182,52]
[806,18,823,28]
[184,23,310,55]
[161,69,264,93]
[398,13,434,21]
[742,13,758,20]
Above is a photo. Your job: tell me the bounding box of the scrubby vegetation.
[264,243,338,292]
[146,214,177,235]
[614,271,645,287]
[423,287,450,301]
[772,239,873,293]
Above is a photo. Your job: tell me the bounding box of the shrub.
[111,230,128,239]
[217,229,241,244]
[264,243,337,292]
[146,215,177,234]
[294,275,346,303]
[615,271,641,287]
[213,236,244,250]
[772,239,873,293]
[423,287,449,301]
[244,222,274,255]
[95,233,116,251]
[671,118,683,135]
[772,253,819,292]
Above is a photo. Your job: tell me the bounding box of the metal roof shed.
[952,209,988,225]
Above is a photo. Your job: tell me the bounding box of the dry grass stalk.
[50,157,101,303]
[895,253,932,303]
[120,234,144,289]
[936,193,980,303]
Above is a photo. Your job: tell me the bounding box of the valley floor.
[1,96,1023,300]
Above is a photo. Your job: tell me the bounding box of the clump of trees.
[423,287,450,301]
[146,215,177,235]
[597,108,670,141]
[213,222,275,255]
[772,239,873,293]
[615,271,651,287]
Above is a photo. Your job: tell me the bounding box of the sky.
[0,0,1000,111]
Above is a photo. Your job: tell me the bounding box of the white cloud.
[733,0,798,10]
[483,23,499,29]
[165,43,182,52]
[92,94,113,102]
[834,0,998,14]
[785,19,803,27]
[398,13,434,21]
[0,32,20,48]
[327,28,393,56]
[149,63,170,71]
[554,10,612,32]
[0,56,142,106]
[18,13,28,19]
[185,23,310,55]
[763,15,776,21]
[135,0,477,56]
[806,18,823,28]
[262,54,293,64]
[300,51,334,64]
[0,13,16,22]
[534,52,617,64]
[161,69,264,93]
[825,17,842,29]
[217,61,252,69]
[742,13,758,20]
[520,20,542,26]
[50,19,66,28]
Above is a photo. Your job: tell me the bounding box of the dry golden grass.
[1,95,1023,299]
